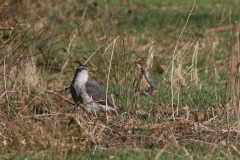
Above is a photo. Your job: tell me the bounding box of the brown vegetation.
[0,0,240,158]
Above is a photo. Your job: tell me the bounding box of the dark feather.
[70,79,82,103]
[85,77,114,107]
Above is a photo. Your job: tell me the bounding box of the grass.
[1,0,240,159]
[2,145,239,159]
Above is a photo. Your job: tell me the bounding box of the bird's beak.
[88,68,92,72]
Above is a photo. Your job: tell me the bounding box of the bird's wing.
[70,80,81,103]
[85,78,114,107]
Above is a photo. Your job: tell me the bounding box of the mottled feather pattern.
[70,66,117,112]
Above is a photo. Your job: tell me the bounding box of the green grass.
[3,144,239,160]
[1,0,240,159]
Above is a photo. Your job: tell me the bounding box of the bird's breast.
[73,76,94,105]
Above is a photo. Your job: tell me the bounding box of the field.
[1,0,240,159]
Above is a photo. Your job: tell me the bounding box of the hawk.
[70,65,118,113]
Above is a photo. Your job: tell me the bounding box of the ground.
[0,0,240,159]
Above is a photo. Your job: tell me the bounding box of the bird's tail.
[99,105,120,115]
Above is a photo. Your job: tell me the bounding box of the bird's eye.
[83,68,86,70]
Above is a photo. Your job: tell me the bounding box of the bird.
[70,65,118,113]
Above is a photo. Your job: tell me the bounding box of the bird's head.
[76,65,91,75]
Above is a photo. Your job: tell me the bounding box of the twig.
[61,29,77,75]
[182,139,217,147]
[225,21,238,137]
[133,49,156,93]
[141,13,153,28]
[4,60,9,114]
[119,63,135,83]
[0,91,7,100]
[79,4,88,27]
[154,144,169,160]
[84,44,105,65]
[105,36,119,122]
[188,94,198,111]
[32,10,47,25]
[84,55,96,68]
[171,0,196,120]
[142,66,155,89]
[134,49,146,60]
[43,61,46,86]
[110,94,119,116]
[191,16,216,47]
[0,27,13,30]
[20,91,48,114]
[105,3,119,42]
[45,90,75,105]
[230,145,240,157]
[88,122,126,137]
[203,116,218,124]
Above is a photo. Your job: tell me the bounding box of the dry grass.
[0,0,240,159]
